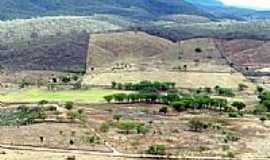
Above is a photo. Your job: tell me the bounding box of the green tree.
[104,95,113,103]
[65,101,74,110]
[118,121,137,134]
[231,101,246,111]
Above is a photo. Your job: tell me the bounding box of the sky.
[219,0,270,10]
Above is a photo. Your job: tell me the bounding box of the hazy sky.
[220,0,270,10]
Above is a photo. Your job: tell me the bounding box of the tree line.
[104,92,245,112]
[111,81,176,92]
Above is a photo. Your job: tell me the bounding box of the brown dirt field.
[0,149,136,160]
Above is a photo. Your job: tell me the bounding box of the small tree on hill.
[232,101,246,111]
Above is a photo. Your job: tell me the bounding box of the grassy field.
[0,88,129,103]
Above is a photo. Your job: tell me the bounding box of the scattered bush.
[223,131,240,143]
[147,144,166,155]
[188,119,209,132]
[136,124,150,134]
[159,106,168,114]
[238,83,248,91]
[113,113,123,122]
[100,123,110,132]
[231,101,246,111]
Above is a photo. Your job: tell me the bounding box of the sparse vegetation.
[147,144,166,155]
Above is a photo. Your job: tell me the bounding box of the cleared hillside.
[83,31,253,89]
[0,16,127,72]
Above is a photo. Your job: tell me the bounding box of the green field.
[0,88,130,103]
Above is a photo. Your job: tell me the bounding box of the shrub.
[38,100,49,105]
[86,136,100,144]
[113,113,123,122]
[104,95,113,103]
[136,124,150,134]
[238,83,248,91]
[159,106,168,114]
[19,79,30,88]
[195,47,202,53]
[223,131,240,142]
[253,105,267,115]
[147,144,166,155]
[100,123,110,132]
[231,101,246,111]
[228,112,240,118]
[260,116,267,123]
[65,101,74,110]
[215,86,235,97]
[188,119,209,132]
[171,101,187,112]
[117,120,138,134]
[67,111,86,122]
[66,155,76,160]
[257,86,264,93]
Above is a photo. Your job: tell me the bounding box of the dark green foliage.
[61,76,71,83]
[195,47,202,53]
[188,119,209,132]
[147,144,166,155]
[257,86,264,93]
[65,101,74,110]
[104,95,113,103]
[117,121,138,134]
[19,79,31,88]
[257,91,270,113]
[223,131,240,143]
[67,110,86,122]
[260,116,267,122]
[231,101,246,111]
[136,124,150,134]
[111,81,117,89]
[228,112,241,118]
[111,81,175,92]
[159,106,168,114]
[38,100,49,105]
[215,86,235,97]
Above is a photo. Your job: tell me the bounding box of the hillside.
[0,0,212,20]
[83,31,253,89]
[0,16,127,72]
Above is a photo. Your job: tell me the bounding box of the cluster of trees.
[214,86,235,97]
[256,91,270,113]
[104,93,245,113]
[104,92,180,104]
[111,81,175,92]
[171,96,229,112]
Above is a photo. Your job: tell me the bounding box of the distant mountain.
[185,0,224,7]
[0,0,214,20]
[185,0,270,20]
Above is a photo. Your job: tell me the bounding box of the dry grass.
[83,71,254,89]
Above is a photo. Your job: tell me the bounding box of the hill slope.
[0,0,212,20]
